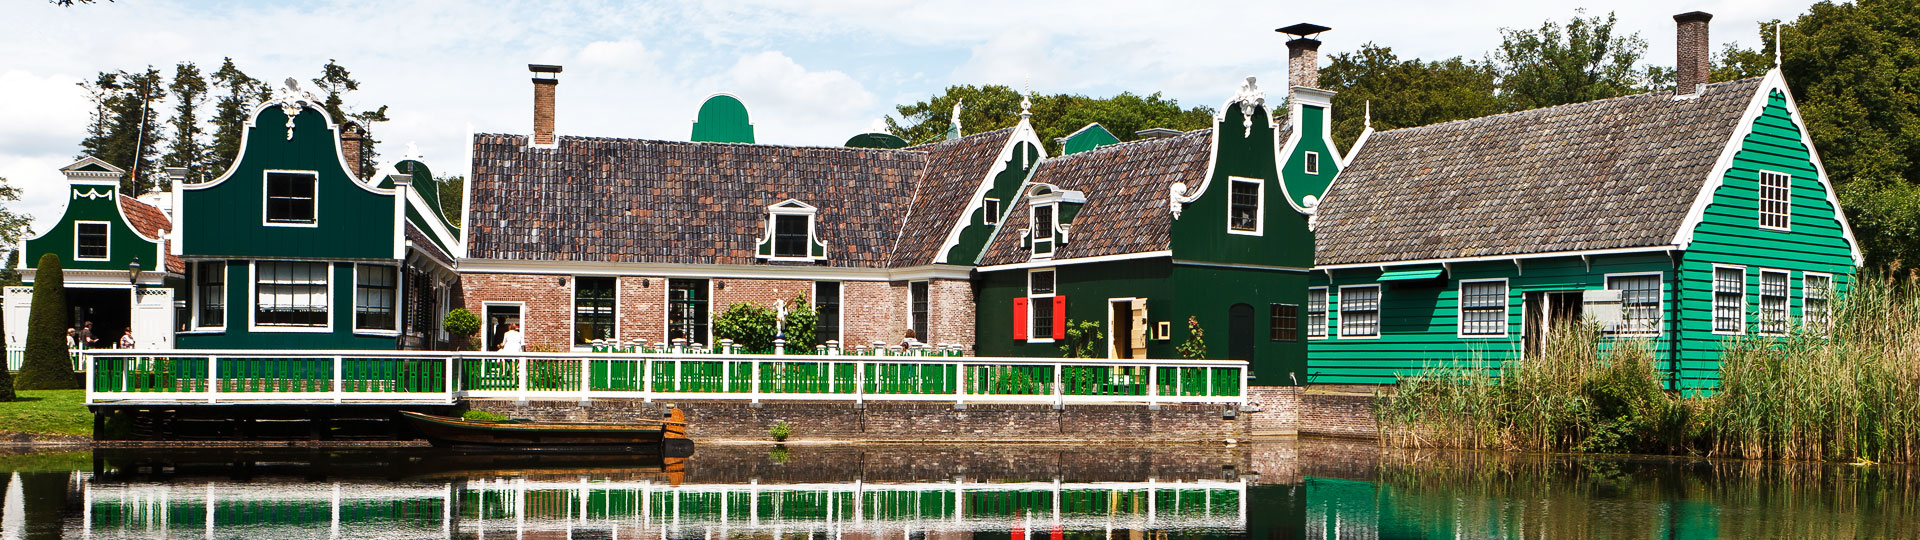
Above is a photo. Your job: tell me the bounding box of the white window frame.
[910,280,931,343]
[1604,272,1665,337]
[481,301,526,352]
[814,280,844,345]
[1802,271,1834,335]
[1027,268,1056,344]
[1226,176,1264,236]
[983,198,1001,225]
[570,275,621,350]
[262,169,320,228]
[1307,286,1329,340]
[1456,278,1509,338]
[351,263,401,335]
[1758,268,1790,336]
[762,200,822,262]
[1757,170,1792,232]
[73,220,111,261]
[190,260,226,332]
[1031,203,1056,258]
[1304,151,1321,175]
[1337,284,1382,339]
[248,260,332,333]
[662,278,713,346]
[1712,264,1747,336]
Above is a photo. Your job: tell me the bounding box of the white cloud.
[577,40,663,72]
[713,51,878,144]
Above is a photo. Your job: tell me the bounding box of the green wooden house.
[1305,68,1863,392]
[173,81,462,350]
[973,77,1323,385]
[7,157,184,352]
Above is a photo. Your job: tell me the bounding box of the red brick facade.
[460,273,575,352]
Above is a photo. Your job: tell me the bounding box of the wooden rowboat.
[401,409,690,454]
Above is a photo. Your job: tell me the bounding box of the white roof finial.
[1773,21,1783,67]
[951,99,963,126]
[1364,100,1372,130]
[1020,78,1033,121]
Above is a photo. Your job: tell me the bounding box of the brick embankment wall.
[467,399,1250,443]
[677,443,1251,484]
[1297,391,1380,439]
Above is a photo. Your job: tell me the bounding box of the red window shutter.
[1052,296,1068,340]
[1012,298,1029,340]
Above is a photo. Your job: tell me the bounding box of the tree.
[18,254,77,390]
[782,294,818,352]
[713,302,778,352]
[1057,319,1103,359]
[209,57,270,178]
[1490,10,1659,112]
[312,59,389,178]
[164,62,211,184]
[78,67,166,194]
[436,175,465,227]
[1320,43,1501,149]
[887,85,1212,153]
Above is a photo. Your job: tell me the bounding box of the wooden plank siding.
[1674,88,1859,393]
[1308,253,1680,385]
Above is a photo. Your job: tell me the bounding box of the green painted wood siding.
[180,104,397,261]
[945,141,1040,264]
[1282,104,1338,208]
[176,260,397,350]
[1308,253,1681,386]
[1674,88,1859,393]
[1168,103,1313,269]
[24,184,160,274]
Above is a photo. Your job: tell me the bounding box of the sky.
[1,0,1810,235]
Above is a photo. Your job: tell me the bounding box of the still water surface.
[0,440,1915,539]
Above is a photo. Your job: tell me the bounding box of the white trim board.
[933,118,1048,265]
[1317,246,1676,271]
[978,250,1172,272]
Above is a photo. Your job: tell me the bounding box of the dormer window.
[1228,176,1262,234]
[265,170,318,225]
[1032,203,1055,256]
[758,199,826,261]
[984,198,1001,225]
[75,221,109,260]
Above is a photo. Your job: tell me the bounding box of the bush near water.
[1378,271,1920,464]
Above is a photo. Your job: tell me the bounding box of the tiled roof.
[1315,77,1763,265]
[469,134,929,267]
[978,129,1216,266]
[119,195,184,274]
[407,222,455,269]
[888,127,1015,267]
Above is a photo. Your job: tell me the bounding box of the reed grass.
[1378,272,1920,463]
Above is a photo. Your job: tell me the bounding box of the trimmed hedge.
[17,254,77,390]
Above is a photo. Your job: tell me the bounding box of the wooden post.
[333,356,344,404]
[207,355,220,404]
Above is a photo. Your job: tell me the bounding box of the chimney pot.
[1278,23,1331,97]
[530,64,562,145]
[340,122,366,176]
[1674,11,1713,94]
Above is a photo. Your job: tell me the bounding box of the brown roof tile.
[888,127,1015,267]
[979,129,1215,266]
[118,195,184,274]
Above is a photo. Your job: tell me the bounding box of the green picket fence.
[216,358,332,393]
[1157,366,1241,397]
[968,364,1054,395]
[340,357,445,393]
[91,356,209,393]
[461,358,520,391]
[1062,365,1150,396]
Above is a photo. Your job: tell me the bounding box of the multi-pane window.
[773,214,809,258]
[984,198,1001,225]
[1338,285,1381,337]
[668,278,709,345]
[1032,204,1055,254]
[1029,270,1055,340]
[354,264,397,331]
[574,276,616,346]
[815,281,841,344]
[1229,178,1260,232]
[1607,274,1663,335]
[1304,151,1320,175]
[265,171,317,224]
[1759,270,1789,335]
[1759,171,1791,230]
[75,222,108,260]
[256,261,328,327]
[1307,287,1328,338]
[1458,280,1507,337]
[1804,274,1833,334]
[1713,267,1745,334]
[1270,304,1298,341]
[196,261,225,328]
[910,281,930,342]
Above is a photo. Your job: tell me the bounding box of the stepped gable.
[1315,77,1764,266]
[978,129,1214,266]
[888,127,1016,267]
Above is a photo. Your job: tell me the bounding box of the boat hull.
[401,410,690,452]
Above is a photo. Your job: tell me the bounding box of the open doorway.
[1523,291,1583,356]
[483,303,522,352]
[1110,300,1135,359]
[67,288,130,349]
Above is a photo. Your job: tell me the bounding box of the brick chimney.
[1277,23,1331,98]
[340,121,365,173]
[1675,11,1713,95]
[530,64,562,145]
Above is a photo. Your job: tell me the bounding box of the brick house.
[459,66,1045,352]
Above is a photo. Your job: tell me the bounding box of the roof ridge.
[1039,127,1213,164]
[1368,76,1764,137]
[474,132,932,154]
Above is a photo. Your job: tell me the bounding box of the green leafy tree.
[887,85,1212,153]
[209,57,270,178]
[782,294,818,352]
[1057,319,1103,359]
[1320,43,1501,148]
[106,67,166,193]
[1175,316,1208,360]
[18,254,78,390]
[164,62,211,184]
[0,177,30,252]
[714,302,778,352]
[435,175,465,226]
[1490,10,1658,112]
[443,308,480,350]
[0,250,19,288]
[312,60,390,178]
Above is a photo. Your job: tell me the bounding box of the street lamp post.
[127,258,140,350]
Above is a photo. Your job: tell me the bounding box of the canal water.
[0,439,1914,539]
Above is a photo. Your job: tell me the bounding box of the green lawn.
[0,389,90,438]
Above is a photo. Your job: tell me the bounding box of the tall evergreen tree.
[165,62,210,184]
[208,57,269,178]
[18,254,77,390]
[312,59,389,177]
[80,67,168,194]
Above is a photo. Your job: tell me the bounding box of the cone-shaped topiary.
[17,254,78,389]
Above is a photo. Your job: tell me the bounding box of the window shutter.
[1012,298,1028,341]
[1130,298,1148,351]
[1052,296,1068,340]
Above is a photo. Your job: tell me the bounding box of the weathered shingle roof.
[888,127,1014,267]
[979,129,1215,266]
[119,195,184,274]
[406,222,455,269]
[1315,77,1763,265]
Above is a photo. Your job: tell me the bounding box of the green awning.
[1378,267,1444,281]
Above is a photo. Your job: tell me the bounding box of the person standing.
[65,328,78,349]
[117,329,135,349]
[76,322,95,350]
[499,323,525,353]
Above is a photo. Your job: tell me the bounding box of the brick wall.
[460,273,574,352]
[1246,386,1302,437]
[842,280,894,349]
[928,278,975,352]
[618,276,665,345]
[1298,391,1379,439]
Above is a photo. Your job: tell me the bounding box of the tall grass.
[1378,272,1920,463]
